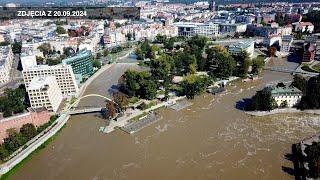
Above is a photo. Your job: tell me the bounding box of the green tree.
[187,35,208,50]
[96,52,102,59]
[234,51,251,78]
[63,47,74,57]
[36,56,44,65]
[37,43,52,58]
[181,74,211,99]
[173,51,197,75]
[12,41,22,54]
[0,41,10,46]
[103,49,109,57]
[4,131,27,153]
[0,145,9,161]
[206,46,236,78]
[92,59,101,69]
[299,76,320,110]
[56,26,66,34]
[20,123,37,140]
[140,79,157,100]
[249,88,277,111]
[155,34,167,43]
[135,47,144,60]
[251,57,265,75]
[150,54,172,81]
[164,38,175,50]
[121,70,157,100]
[291,75,307,94]
[112,92,128,111]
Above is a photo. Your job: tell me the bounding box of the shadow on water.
[235,98,252,111]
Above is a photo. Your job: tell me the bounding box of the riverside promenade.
[102,96,186,133]
[245,108,320,117]
[0,114,70,175]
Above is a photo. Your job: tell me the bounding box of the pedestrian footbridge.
[62,94,117,115]
[67,107,105,115]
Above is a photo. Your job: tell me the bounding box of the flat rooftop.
[28,76,56,90]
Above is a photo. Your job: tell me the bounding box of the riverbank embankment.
[245,108,320,117]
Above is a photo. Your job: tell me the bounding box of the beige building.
[0,46,13,84]
[270,84,303,108]
[27,76,63,112]
[23,64,79,96]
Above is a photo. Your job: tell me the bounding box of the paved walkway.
[102,96,186,133]
[0,114,70,175]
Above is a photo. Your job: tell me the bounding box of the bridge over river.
[62,94,116,115]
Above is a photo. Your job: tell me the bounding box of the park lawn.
[312,63,320,72]
[301,64,320,73]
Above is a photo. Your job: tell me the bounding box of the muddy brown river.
[11,59,320,180]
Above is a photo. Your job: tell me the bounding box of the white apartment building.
[27,76,63,112]
[0,46,13,84]
[270,84,303,108]
[23,64,79,96]
[174,22,219,38]
[228,41,254,58]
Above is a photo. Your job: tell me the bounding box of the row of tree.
[0,115,58,162]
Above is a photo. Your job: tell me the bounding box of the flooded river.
[11,59,320,180]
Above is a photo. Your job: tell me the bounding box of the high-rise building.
[0,46,13,84]
[27,76,63,112]
[23,64,79,96]
[62,49,94,81]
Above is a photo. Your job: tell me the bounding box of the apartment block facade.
[23,64,79,96]
[62,49,94,80]
[0,46,13,84]
[27,76,63,112]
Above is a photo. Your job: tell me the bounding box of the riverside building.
[27,76,63,112]
[22,64,79,96]
[270,83,303,108]
[62,49,94,82]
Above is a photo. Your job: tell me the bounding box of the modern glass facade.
[62,49,94,80]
